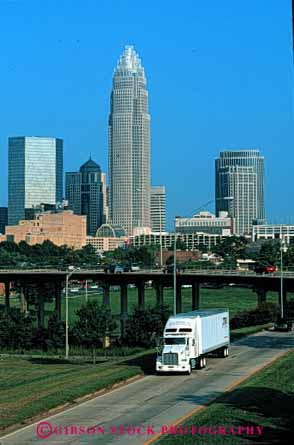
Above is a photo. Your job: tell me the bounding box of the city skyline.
[0,1,293,228]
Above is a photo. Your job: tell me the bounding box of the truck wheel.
[202,357,206,367]
[222,347,229,358]
[187,364,192,375]
[197,357,204,369]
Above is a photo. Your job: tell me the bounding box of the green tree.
[77,244,98,265]
[125,304,170,347]
[129,246,156,267]
[212,236,248,258]
[221,255,237,270]
[73,301,117,364]
[257,240,280,266]
[284,246,294,269]
[102,245,156,268]
[0,309,34,350]
[46,312,65,350]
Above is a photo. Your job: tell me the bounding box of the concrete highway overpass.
[1,269,293,332]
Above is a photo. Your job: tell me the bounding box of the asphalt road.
[1,330,293,445]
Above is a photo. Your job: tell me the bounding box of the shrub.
[0,308,34,350]
[285,300,294,320]
[230,302,278,330]
[124,304,170,347]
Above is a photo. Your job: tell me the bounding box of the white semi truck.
[156,308,230,374]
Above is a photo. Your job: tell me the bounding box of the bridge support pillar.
[137,281,145,309]
[20,284,28,315]
[102,283,110,307]
[192,282,200,310]
[120,284,128,338]
[55,282,62,321]
[4,281,10,311]
[155,283,164,306]
[256,288,267,307]
[37,292,45,328]
[176,283,182,314]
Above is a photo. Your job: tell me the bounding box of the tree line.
[0,302,170,363]
[0,240,158,269]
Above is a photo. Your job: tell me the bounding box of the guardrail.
[1,268,294,278]
[182,269,294,278]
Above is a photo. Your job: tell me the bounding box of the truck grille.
[163,353,178,365]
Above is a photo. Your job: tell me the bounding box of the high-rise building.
[108,45,151,235]
[8,137,63,225]
[150,186,166,233]
[65,158,104,236]
[0,207,8,234]
[215,150,265,235]
[101,172,109,223]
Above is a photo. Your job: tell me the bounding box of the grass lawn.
[157,351,294,445]
[0,351,155,431]
[230,323,273,341]
[0,322,274,432]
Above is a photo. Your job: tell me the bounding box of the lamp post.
[85,279,88,303]
[65,266,77,360]
[280,237,287,321]
[158,195,163,268]
[173,228,178,316]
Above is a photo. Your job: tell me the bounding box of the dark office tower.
[65,158,104,236]
[215,150,265,236]
[0,207,8,234]
[108,45,151,235]
[8,137,63,225]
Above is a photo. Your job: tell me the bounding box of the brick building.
[3,210,86,249]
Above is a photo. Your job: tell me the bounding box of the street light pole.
[280,237,286,321]
[65,267,76,360]
[158,195,163,268]
[65,273,69,360]
[173,229,177,316]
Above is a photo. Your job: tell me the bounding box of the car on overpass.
[254,264,277,274]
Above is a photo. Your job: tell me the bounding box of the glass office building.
[108,45,151,235]
[215,150,265,236]
[8,137,63,225]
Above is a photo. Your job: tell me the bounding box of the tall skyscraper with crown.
[108,45,151,235]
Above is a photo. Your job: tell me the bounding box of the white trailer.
[156,308,230,374]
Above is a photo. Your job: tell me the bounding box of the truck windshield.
[164,337,186,345]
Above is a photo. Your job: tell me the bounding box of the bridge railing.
[1,267,294,278]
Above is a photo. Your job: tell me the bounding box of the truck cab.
[156,318,197,374]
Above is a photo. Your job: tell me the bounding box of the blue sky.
[0,0,293,228]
